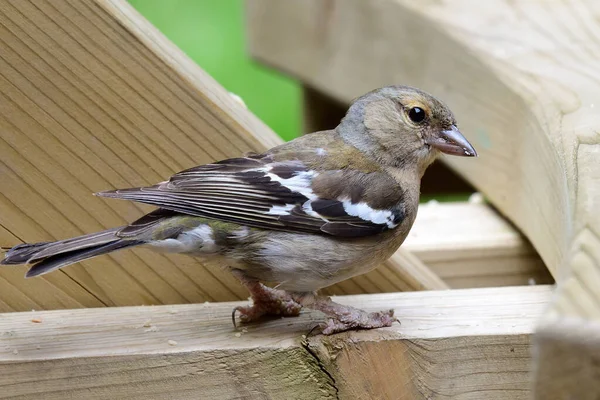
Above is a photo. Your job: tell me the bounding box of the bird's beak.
[426,125,477,157]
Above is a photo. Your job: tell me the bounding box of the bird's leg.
[294,293,397,335]
[231,269,302,327]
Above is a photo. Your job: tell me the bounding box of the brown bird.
[1,86,476,334]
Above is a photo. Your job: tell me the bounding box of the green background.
[129,0,301,142]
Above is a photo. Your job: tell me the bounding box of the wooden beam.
[0,0,283,311]
[0,285,551,399]
[383,248,450,290]
[246,2,600,396]
[405,201,551,288]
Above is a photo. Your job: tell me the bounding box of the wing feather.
[96,157,404,237]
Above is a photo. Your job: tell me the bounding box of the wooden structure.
[0,0,595,398]
[0,286,550,399]
[246,1,600,398]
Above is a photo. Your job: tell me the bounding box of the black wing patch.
[96,157,404,237]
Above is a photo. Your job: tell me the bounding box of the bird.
[1,85,476,335]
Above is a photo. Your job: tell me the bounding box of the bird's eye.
[408,107,426,123]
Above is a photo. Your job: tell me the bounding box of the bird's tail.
[0,228,144,278]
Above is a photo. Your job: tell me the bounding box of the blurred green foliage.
[129,0,301,141]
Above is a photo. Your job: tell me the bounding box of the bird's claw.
[231,306,242,330]
[231,299,302,329]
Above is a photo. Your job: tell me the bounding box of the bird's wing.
[97,153,406,238]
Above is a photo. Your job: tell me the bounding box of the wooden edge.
[383,248,449,290]
[0,285,551,399]
[401,201,552,286]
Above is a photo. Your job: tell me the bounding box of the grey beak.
[426,125,477,157]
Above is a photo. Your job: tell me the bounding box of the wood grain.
[0,0,282,310]
[0,285,551,399]
[405,201,551,288]
[246,0,600,397]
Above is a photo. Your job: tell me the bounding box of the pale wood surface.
[390,201,550,289]
[383,248,449,291]
[0,0,282,311]
[246,0,600,397]
[0,285,551,399]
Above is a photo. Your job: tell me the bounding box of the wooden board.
[0,285,551,399]
[0,0,281,311]
[245,0,600,397]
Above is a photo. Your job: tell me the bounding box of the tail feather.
[27,228,123,262]
[1,228,144,277]
[1,242,53,265]
[25,240,143,278]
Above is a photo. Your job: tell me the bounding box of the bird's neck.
[337,121,434,178]
[384,164,421,226]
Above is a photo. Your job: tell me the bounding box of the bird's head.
[338,85,476,175]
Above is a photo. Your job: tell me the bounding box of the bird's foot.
[320,309,397,335]
[231,280,302,327]
[302,295,398,335]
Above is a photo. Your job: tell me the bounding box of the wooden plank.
[382,248,449,290]
[0,285,551,399]
[0,0,282,311]
[404,201,551,288]
[246,0,600,397]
